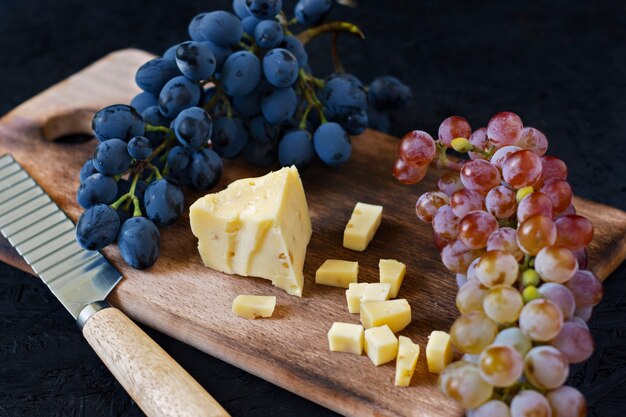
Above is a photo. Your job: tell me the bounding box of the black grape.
[261,87,297,123]
[313,122,352,167]
[127,136,153,160]
[173,107,213,149]
[175,41,217,82]
[131,92,158,113]
[278,129,316,170]
[158,76,202,118]
[135,58,181,95]
[212,117,249,158]
[117,217,161,269]
[93,138,132,175]
[79,159,97,182]
[190,148,223,190]
[368,76,412,111]
[245,0,282,19]
[221,51,261,97]
[92,104,145,142]
[144,178,185,227]
[77,173,118,209]
[295,0,332,27]
[76,204,120,251]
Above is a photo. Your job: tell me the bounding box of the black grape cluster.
[75,0,412,270]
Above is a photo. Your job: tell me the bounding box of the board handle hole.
[42,108,96,143]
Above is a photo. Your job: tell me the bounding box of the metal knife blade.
[0,154,122,318]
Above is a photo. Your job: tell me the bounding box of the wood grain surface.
[0,49,625,417]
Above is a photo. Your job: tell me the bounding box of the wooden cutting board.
[1,49,625,417]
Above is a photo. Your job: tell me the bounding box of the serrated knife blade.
[0,153,229,417]
[0,154,122,318]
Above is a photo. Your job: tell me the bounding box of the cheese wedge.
[343,202,383,251]
[395,336,420,387]
[190,166,312,297]
[232,295,276,319]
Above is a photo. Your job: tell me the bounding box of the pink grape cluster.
[395,112,602,417]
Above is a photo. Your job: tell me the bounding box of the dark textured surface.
[0,0,625,416]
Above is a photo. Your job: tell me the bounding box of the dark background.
[1,0,625,416]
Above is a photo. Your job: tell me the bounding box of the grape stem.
[297,69,327,124]
[434,141,464,171]
[110,172,141,213]
[299,106,313,130]
[331,32,345,74]
[296,21,365,45]
[145,124,171,134]
[145,163,163,180]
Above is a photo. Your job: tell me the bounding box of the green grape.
[450,312,498,354]
[478,344,523,387]
[483,285,523,324]
[439,361,493,409]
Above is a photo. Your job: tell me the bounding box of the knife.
[0,154,230,417]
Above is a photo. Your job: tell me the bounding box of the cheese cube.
[379,259,406,298]
[346,283,368,313]
[343,202,383,251]
[190,166,312,297]
[360,299,411,333]
[361,283,391,304]
[328,322,364,355]
[364,325,398,366]
[232,295,276,319]
[426,331,453,374]
[395,336,420,387]
[315,260,358,288]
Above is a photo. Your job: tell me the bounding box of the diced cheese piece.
[231,295,276,319]
[346,283,368,313]
[395,336,420,387]
[379,259,406,298]
[328,322,364,355]
[315,260,358,288]
[361,283,391,304]
[343,202,383,251]
[360,299,411,333]
[426,331,453,374]
[364,325,398,366]
[190,166,312,297]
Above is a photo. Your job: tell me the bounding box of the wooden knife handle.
[82,305,230,417]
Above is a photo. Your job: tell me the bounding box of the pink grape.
[538,283,576,319]
[519,299,563,341]
[494,327,532,356]
[523,345,569,390]
[460,160,501,195]
[575,306,593,321]
[516,126,548,156]
[490,145,523,170]
[398,130,436,168]
[469,400,510,417]
[487,112,523,147]
[468,127,489,160]
[547,386,587,417]
[537,155,568,188]
[517,192,554,223]
[393,157,428,184]
[565,269,603,307]
[475,250,519,287]
[478,344,523,387]
[554,215,594,250]
[457,211,498,249]
[456,274,468,288]
[441,239,484,274]
[456,280,487,314]
[439,361,493,409]
[550,321,594,364]
[502,149,542,188]
[534,246,578,283]
[517,214,557,255]
[483,285,523,324]
[433,204,460,239]
[437,172,465,196]
[573,248,588,270]
[510,390,552,417]
[433,230,453,251]
[540,179,573,213]
[466,257,480,281]
[558,203,576,216]
[450,311,498,354]
[450,189,485,218]
[486,186,517,219]
[486,227,524,261]
[415,191,449,223]
[438,116,472,147]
